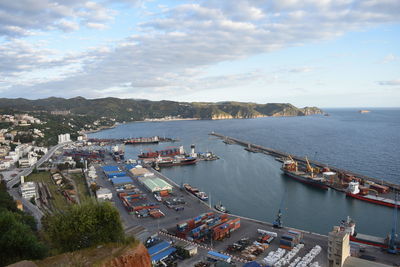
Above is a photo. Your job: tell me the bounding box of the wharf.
[210,132,400,192]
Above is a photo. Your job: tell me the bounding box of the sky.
[0,0,399,107]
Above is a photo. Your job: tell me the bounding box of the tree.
[0,210,47,266]
[43,201,125,253]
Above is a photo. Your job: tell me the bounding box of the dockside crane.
[273,190,287,228]
[305,157,314,177]
[387,192,399,254]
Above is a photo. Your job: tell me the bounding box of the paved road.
[4,141,73,229]
[6,141,73,189]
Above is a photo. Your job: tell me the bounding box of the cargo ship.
[281,157,329,190]
[183,183,209,201]
[125,136,159,145]
[138,146,184,159]
[346,181,399,208]
[340,216,400,250]
[156,155,197,167]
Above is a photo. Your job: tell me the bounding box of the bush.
[0,210,47,266]
[43,201,125,253]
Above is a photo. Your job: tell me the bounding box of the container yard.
[79,142,399,267]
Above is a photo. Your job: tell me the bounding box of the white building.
[0,160,11,170]
[58,133,71,144]
[18,152,37,168]
[20,182,37,199]
[96,187,112,200]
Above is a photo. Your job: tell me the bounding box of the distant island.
[358,110,371,113]
[0,97,323,145]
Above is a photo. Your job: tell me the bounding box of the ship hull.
[282,169,328,190]
[349,236,386,248]
[346,192,397,208]
[125,141,159,145]
[158,158,197,167]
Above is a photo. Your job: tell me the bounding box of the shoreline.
[83,113,325,135]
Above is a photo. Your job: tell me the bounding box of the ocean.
[90,108,400,237]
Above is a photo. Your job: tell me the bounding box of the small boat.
[183,183,209,201]
[214,201,228,213]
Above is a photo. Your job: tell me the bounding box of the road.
[6,141,73,189]
[4,141,73,229]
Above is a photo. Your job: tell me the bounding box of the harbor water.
[90,108,400,237]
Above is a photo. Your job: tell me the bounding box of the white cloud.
[380,53,397,63]
[1,0,400,99]
[377,79,400,86]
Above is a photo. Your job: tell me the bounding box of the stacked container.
[280,230,303,250]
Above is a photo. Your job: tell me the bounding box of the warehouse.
[148,241,176,264]
[102,165,120,173]
[110,176,133,186]
[139,176,173,193]
[207,251,231,263]
[106,171,127,178]
[129,166,152,177]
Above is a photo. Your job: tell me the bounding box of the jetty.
[210,132,400,191]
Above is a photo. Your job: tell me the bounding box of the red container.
[370,184,389,194]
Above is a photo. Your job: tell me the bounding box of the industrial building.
[110,176,133,186]
[96,187,112,200]
[139,176,173,194]
[148,241,176,264]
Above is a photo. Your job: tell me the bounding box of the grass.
[26,171,70,212]
[70,173,91,203]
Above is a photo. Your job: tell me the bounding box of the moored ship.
[183,183,209,201]
[125,136,159,145]
[346,181,400,208]
[138,146,184,158]
[156,155,197,167]
[281,156,329,190]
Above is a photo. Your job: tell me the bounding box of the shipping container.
[370,184,389,194]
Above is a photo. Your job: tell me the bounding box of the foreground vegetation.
[0,181,47,266]
[0,181,132,266]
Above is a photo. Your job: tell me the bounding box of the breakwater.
[210,132,400,192]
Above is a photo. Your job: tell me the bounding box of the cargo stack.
[212,218,240,241]
[370,184,389,194]
[118,191,147,214]
[176,213,240,241]
[280,230,303,250]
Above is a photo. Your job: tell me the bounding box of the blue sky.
[0,0,399,107]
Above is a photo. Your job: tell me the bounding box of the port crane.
[273,190,287,228]
[305,157,314,177]
[387,192,399,254]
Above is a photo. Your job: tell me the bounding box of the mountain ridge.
[0,97,324,121]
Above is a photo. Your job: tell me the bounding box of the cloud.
[0,0,115,37]
[289,67,313,73]
[377,79,400,86]
[380,53,397,63]
[1,0,400,98]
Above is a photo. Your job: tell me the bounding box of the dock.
[210,132,400,192]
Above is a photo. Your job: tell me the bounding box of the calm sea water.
[90,108,400,237]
